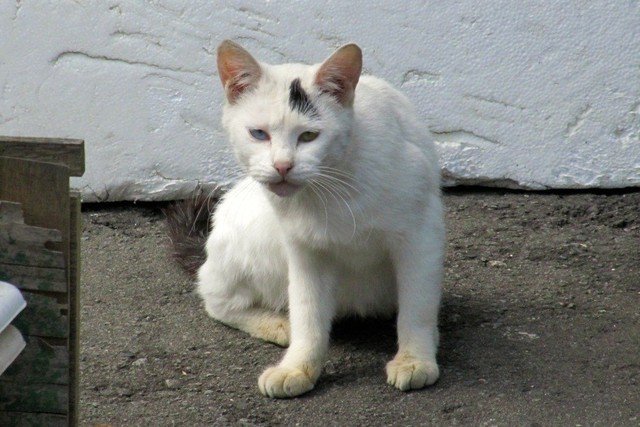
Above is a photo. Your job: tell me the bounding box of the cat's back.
[356,75,407,103]
[355,75,417,116]
[352,75,439,190]
[354,75,433,148]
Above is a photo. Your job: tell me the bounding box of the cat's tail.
[163,190,217,278]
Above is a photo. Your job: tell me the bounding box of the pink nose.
[274,161,293,177]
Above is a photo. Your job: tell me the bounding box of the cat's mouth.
[267,181,301,197]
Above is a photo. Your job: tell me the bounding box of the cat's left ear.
[315,43,362,107]
[217,40,262,103]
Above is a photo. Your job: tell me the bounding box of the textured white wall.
[1,1,638,201]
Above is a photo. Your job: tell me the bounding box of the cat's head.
[216,40,362,197]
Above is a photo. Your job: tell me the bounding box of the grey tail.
[163,191,217,278]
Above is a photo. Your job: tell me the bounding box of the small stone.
[234,398,249,411]
[517,331,540,339]
[117,388,133,397]
[461,251,478,259]
[324,360,336,375]
[121,351,136,359]
[488,260,507,268]
[132,357,147,366]
[165,379,181,389]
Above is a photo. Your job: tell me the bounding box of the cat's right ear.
[315,43,362,107]
[217,40,262,103]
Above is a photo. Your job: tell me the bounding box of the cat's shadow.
[331,315,397,352]
[311,292,531,396]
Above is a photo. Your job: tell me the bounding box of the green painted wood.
[0,243,65,269]
[1,337,68,385]
[0,224,62,246]
[12,292,68,338]
[0,264,67,292]
[0,202,24,224]
[0,140,84,426]
[0,157,70,279]
[0,214,64,269]
[0,383,68,414]
[0,412,67,427]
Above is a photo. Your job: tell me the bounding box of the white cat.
[196,40,445,398]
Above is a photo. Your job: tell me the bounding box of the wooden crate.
[0,137,84,426]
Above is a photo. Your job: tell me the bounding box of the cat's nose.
[274,161,293,177]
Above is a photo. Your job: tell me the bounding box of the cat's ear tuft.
[217,40,262,103]
[315,43,362,106]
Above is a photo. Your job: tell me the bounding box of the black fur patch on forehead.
[289,78,319,118]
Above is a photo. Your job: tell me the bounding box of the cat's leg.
[258,244,336,398]
[205,301,290,347]
[197,260,290,347]
[386,195,445,391]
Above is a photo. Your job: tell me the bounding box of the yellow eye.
[298,131,319,143]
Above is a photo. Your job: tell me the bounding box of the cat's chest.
[332,236,390,270]
[283,217,388,268]
[279,195,374,242]
[281,205,373,248]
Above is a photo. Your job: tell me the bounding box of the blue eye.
[249,129,270,141]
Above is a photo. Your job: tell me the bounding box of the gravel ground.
[80,190,640,426]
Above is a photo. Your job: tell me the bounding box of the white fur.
[197,48,444,398]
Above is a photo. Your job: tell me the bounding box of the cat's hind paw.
[386,352,439,391]
[258,365,315,398]
[249,316,290,347]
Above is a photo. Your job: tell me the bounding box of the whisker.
[315,172,361,195]
[315,176,352,200]
[317,166,358,180]
[315,167,374,203]
[314,178,357,240]
[308,180,329,237]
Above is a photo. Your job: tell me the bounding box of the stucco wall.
[1,1,638,201]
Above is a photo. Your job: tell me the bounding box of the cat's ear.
[315,43,362,106]
[217,40,262,103]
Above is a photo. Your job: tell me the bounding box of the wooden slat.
[0,157,70,276]
[0,202,66,290]
[0,243,65,269]
[0,137,84,176]
[1,337,69,385]
[0,383,68,414]
[0,264,67,292]
[12,292,68,338]
[0,141,83,426]
[67,192,81,427]
[0,202,24,224]
[0,223,62,246]
[0,411,67,427]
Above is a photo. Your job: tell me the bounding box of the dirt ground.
[79,190,639,426]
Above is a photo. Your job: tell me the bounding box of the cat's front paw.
[258,365,315,398]
[386,352,439,391]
